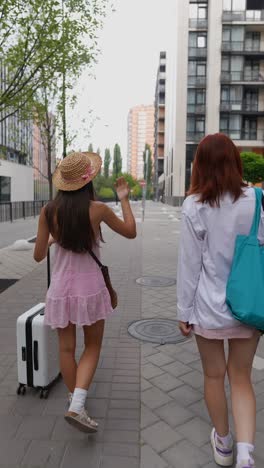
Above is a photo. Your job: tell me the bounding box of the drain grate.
[136,276,176,287]
[0,279,18,294]
[128,318,188,344]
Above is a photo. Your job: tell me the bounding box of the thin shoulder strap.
[250,187,262,237]
[87,247,103,269]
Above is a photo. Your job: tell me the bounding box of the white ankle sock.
[216,431,233,447]
[237,442,254,463]
[68,388,87,414]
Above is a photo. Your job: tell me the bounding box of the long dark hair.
[45,182,102,253]
[188,133,247,206]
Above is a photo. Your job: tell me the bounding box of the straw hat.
[53,152,102,191]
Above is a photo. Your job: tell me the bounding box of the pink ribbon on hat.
[81,165,95,181]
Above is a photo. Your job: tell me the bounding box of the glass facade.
[0,176,11,202]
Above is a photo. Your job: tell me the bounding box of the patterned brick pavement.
[1,202,264,467]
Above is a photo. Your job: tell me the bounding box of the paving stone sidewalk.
[140,203,264,468]
[0,207,143,468]
[1,201,264,467]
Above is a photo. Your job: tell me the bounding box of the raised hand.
[114,177,130,201]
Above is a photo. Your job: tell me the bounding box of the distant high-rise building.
[127,105,155,179]
[154,52,166,200]
[165,0,264,206]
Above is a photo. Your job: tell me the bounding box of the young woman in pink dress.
[34,151,136,433]
[177,134,263,468]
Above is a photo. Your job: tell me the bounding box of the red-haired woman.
[177,133,263,468]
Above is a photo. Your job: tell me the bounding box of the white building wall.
[0,160,34,201]
[164,0,189,202]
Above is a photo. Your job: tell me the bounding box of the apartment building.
[127,105,155,180]
[165,0,264,205]
[154,52,166,200]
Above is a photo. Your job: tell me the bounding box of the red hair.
[188,133,247,206]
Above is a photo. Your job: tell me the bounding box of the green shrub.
[98,187,115,199]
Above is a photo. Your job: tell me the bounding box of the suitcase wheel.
[17,384,26,396]
[40,388,49,399]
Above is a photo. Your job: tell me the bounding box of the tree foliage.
[143,143,153,184]
[88,143,94,152]
[241,152,264,185]
[104,148,111,178]
[0,0,109,123]
[113,143,122,176]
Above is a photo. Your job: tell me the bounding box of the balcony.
[220,129,264,140]
[222,10,264,23]
[186,131,205,142]
[188,76,207,86]
[188,47,207,58]
[187,104,206,114]
[220,101,264,114]
[221,71,264,83]
[189,18,208,30]
[222,42,264,56]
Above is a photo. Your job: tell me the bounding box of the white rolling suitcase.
[16,251,61,398]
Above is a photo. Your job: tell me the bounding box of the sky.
[70,0,177,170]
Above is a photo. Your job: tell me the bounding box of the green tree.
[121,172,138,188]
[0,0,109,123]
[241,152,264,185]
[143,144,153,184]
[104,148,111,178]
[113,143,122,177]
[88,143,94,152]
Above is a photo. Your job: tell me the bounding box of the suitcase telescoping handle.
[33,341,39,371]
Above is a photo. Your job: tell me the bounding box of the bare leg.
[57,323,77,393]
[75,319,105,390]
[196,335,229,436]
[227,332,260,444]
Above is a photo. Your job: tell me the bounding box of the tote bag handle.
[250,187,263,237]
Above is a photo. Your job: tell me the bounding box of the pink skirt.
[193,324,256,340]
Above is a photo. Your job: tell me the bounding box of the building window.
[224,0,246,10]
[0,176,11,202]
[189,2,207,19]
[245,32,260,51]
[220,114,242,139]
[189,32,207,48]
[247,0,264,9]
[187,116,205,135]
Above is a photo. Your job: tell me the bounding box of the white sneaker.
[211,428,234,466]
[64,409,98,433]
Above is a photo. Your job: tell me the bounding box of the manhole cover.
[136,276,176,287]
[0,279,18,294]
[128,319,188,344]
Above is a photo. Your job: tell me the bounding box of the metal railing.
[187,104,206,114]
[188,76,207,86]
[221,71,264,82]
[220,101,260,112]
[222,41,264,53]
[220,129,264,141]
[189,18,208,29]
[188,47,207,58]
[0,200,46,223]
[186,131,205,142]
[223,10,264,22]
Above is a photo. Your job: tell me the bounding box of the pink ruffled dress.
[44,244,113,329]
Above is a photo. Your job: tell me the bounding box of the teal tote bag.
[226,187,264,330]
